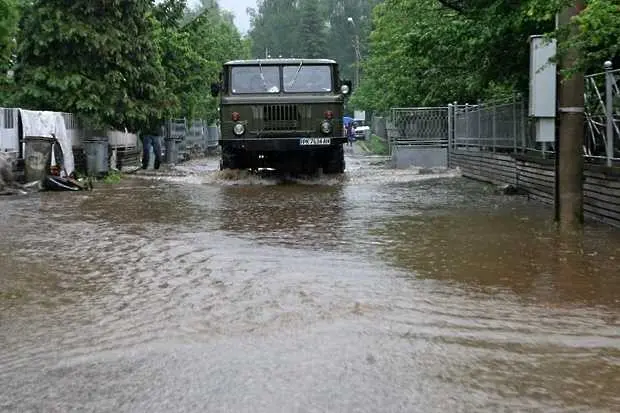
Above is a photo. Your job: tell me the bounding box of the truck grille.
[260,104,300,131]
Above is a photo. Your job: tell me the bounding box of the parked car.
[352,120,370,140]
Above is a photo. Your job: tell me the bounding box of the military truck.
[210,58,352,174]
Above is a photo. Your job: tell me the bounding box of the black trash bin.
[23,136,54,183]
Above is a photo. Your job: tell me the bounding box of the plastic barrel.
[23,136,54,183]
[84,136,109,177]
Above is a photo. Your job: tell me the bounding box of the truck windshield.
[283,65,332,93]
[231,66,280,94]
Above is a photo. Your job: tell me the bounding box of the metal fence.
[447,63,620,167]
[1,107,19,154]
[584,63,619,166]
[451,97,527,153]
[165,118,219,161]
[388,107,450,147]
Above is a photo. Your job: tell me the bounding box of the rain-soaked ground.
[1,147,619,413]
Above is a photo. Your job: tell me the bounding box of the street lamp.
[347,17,361,89]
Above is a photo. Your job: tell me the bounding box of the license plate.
[300,138,331,145]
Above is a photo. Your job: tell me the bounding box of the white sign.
[354,110,366,121]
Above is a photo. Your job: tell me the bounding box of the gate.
[387,107,449,168]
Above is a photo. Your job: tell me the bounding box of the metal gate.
[387,107,449,168]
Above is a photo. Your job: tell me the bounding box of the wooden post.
[556,1,585,230]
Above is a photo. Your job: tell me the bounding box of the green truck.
[210,58,352,174]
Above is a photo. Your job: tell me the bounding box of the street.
[1,151,619,412]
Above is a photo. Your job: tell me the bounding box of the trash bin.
[164,137,178,164]
[84,136,109,177]
[23,136,54,183]
[176,137,187,163]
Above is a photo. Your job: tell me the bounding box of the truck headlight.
[320,120,332,134]
[233,122,245,136]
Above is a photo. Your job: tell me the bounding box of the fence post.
[477,101,481,151]
[492,101,497,153]
[512,94,518,154]
[447,104,453,166]
[605,60,614,167]
[520,98,526,153]
[451,102,457,151]
[465,103,470,151]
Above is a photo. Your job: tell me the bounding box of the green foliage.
[13,0,169,131]
[247,0,379,81]
[351,0,493,111]
[8,0,244,128]
[352,0,618,112]
[323,0,381,82]
[247,0,302,58]
[0,0,18,66]
[181,3,249,121]
[367,134,389,155]
[299,0,327,58]
[102,170,122,184]
[0,0,19,104]
[569,0,620,73]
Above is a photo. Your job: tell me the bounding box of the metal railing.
[446,63,620,167]
[584,62,619,166]
[451,96,527,153]
[165,118,219,160]
[0,107,19,153]
[387,107,450,148]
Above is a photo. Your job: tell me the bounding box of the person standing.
[346,122,355,146]
[141,119,162,170]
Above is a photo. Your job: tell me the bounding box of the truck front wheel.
[220,145,241,170]
[323,145,345,174]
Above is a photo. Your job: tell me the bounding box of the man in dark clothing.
[141,120,163,170]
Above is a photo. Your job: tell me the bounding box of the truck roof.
[224,58,337,66]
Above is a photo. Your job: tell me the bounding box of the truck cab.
[211,58,352,174]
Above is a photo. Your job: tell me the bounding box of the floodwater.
[1,150,619,413]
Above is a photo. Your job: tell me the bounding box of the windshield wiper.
[258,60,269,91]
[287,61,303,89]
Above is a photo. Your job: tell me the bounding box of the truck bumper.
[220,137,347,152]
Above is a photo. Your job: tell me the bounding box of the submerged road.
[1,150,619,412]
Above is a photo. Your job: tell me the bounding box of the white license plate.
[300,138,331,145]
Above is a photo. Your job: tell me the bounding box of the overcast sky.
[189,0,256,34]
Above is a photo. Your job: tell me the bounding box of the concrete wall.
[392,146,447,169]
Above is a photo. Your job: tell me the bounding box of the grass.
[365,134,390,155]
[102,170,122,184]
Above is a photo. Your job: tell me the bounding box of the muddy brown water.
[1,152,619,412]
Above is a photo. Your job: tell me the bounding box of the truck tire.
[323,145,345,174]
[220,146,240,170]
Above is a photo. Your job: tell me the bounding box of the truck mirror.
[210,83,220,97]
[340,80,353,95]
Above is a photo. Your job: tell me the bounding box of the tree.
[323,0,380,87]
[181,1,249,121]
[0,0,18,68]
[0,0,19,103]
[299,0,327,58]
[349,0,558,111]
[13,0,170,132]
[247,0,301,58]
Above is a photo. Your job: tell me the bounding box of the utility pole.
[556,0,585,230]
[347,17,361,89]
